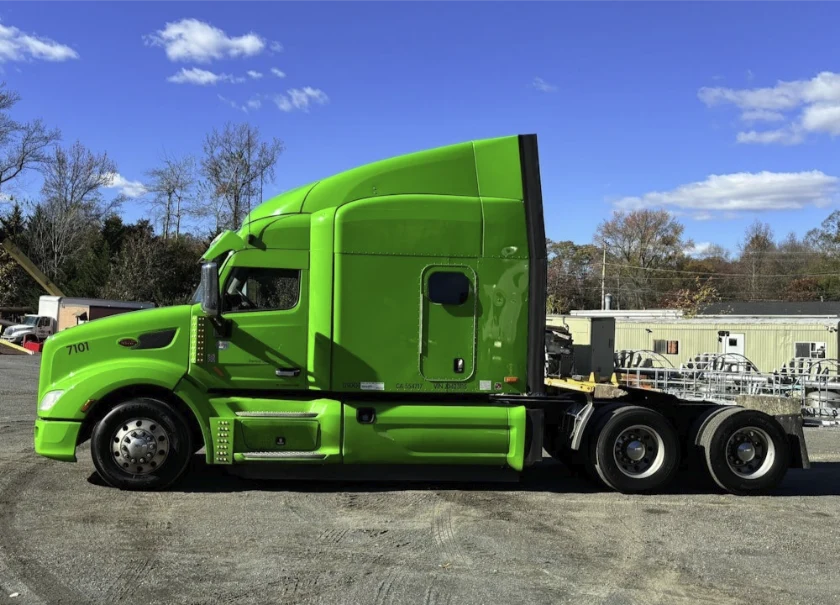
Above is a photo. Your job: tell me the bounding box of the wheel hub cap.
[626,440,646,461]
[613,425,665,479]
[736,442,756,462]
[725,426,775,479]
[111,418,170,475]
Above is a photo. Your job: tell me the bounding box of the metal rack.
[614,351,840,423]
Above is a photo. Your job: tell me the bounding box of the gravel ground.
[2,354,840,605]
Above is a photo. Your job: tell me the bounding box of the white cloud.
[0,21,78,62]
[736,127,804,146]
[271,87,329,112]
[699,71,840,144]
[741,109,785,122]
[614,171,838,215]
[686,242,713,257]
[218,94,247,113]
[270,67,286,78]
[746,69,755,82]
[270,41,283,53]
[247,70,263,79]
[105,173,146,198]
[145,18,264,63]
[698,80,804,111]
[167,67,244,85]
[532,77,557,93]
[218,95,265,113]
[801,103,840,135]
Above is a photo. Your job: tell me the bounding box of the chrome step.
[241,451,327,460]
[234,411,318,418]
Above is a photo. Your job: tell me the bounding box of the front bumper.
[34,418,82,462]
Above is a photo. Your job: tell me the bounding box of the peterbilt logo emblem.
[118,338,138,348]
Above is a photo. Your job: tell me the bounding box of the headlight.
[39,390,65,412]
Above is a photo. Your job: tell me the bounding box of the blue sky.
[2,2,840,254]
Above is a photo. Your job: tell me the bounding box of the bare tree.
[737,220,776,301]
[596,209,691,309]
[28,141,120,283]
[200,122,283,230]
[0,82,61,193]
[145,153,197,239]
[191,179,231,237]
[546,239,601,313]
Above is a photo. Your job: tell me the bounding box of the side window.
[428,271,470,305]
[653,339,679,355]
[223,267,300,312]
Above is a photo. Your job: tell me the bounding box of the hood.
[45,305,189,348]
[39,305,194,403]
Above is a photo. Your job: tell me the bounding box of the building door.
[721,333,745,357]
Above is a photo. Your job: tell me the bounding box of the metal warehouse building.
[549,302,840,374]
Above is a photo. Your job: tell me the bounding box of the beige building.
[549,311,840,374]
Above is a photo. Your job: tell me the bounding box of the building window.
[223,267,300,312]
[794,342,826,359]
[428,271,470,305]
[653,339,679,355]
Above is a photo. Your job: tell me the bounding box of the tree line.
[3,80,839,314]
[0,82,282,309]
[548,208,840,315]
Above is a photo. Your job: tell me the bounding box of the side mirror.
[200,262,220,317]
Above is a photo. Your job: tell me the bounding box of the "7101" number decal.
[66,342,90,355]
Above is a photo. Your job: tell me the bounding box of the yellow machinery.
[0,235,64,297]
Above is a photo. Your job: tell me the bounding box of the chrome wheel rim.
[111,418,170,475]
[725,427,775,479]
[612,425,665,479]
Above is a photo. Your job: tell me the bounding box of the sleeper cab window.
[428,271,470,305]
[223,267,301,312]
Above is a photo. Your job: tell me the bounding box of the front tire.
[91,398,193,491]
[590,406,681,494]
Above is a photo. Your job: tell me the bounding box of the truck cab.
[1,314,54,344]
[33,134,546,489]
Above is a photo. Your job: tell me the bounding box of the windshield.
[22,316,38,326]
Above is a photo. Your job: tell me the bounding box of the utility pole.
[601,245,606,310]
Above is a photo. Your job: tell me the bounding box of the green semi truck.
[32,134,808,494]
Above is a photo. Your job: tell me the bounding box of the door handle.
[275,367,301,377]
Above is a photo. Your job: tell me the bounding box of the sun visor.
[201,230,246,263]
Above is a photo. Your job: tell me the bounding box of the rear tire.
[698,408,790,495]
[91,398,193,491]
[590,406,681,494]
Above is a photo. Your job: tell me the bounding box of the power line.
[603,262,840,278]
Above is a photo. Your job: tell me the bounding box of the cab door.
[205,249,309,390]
[36,316,52,339]
[419,265,477,382]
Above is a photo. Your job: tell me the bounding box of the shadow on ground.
[88,456,840,497]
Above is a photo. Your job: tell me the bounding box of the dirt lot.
[2,354,840,605]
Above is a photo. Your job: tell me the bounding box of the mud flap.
[524,408,544,466]
[774,413,811,469]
